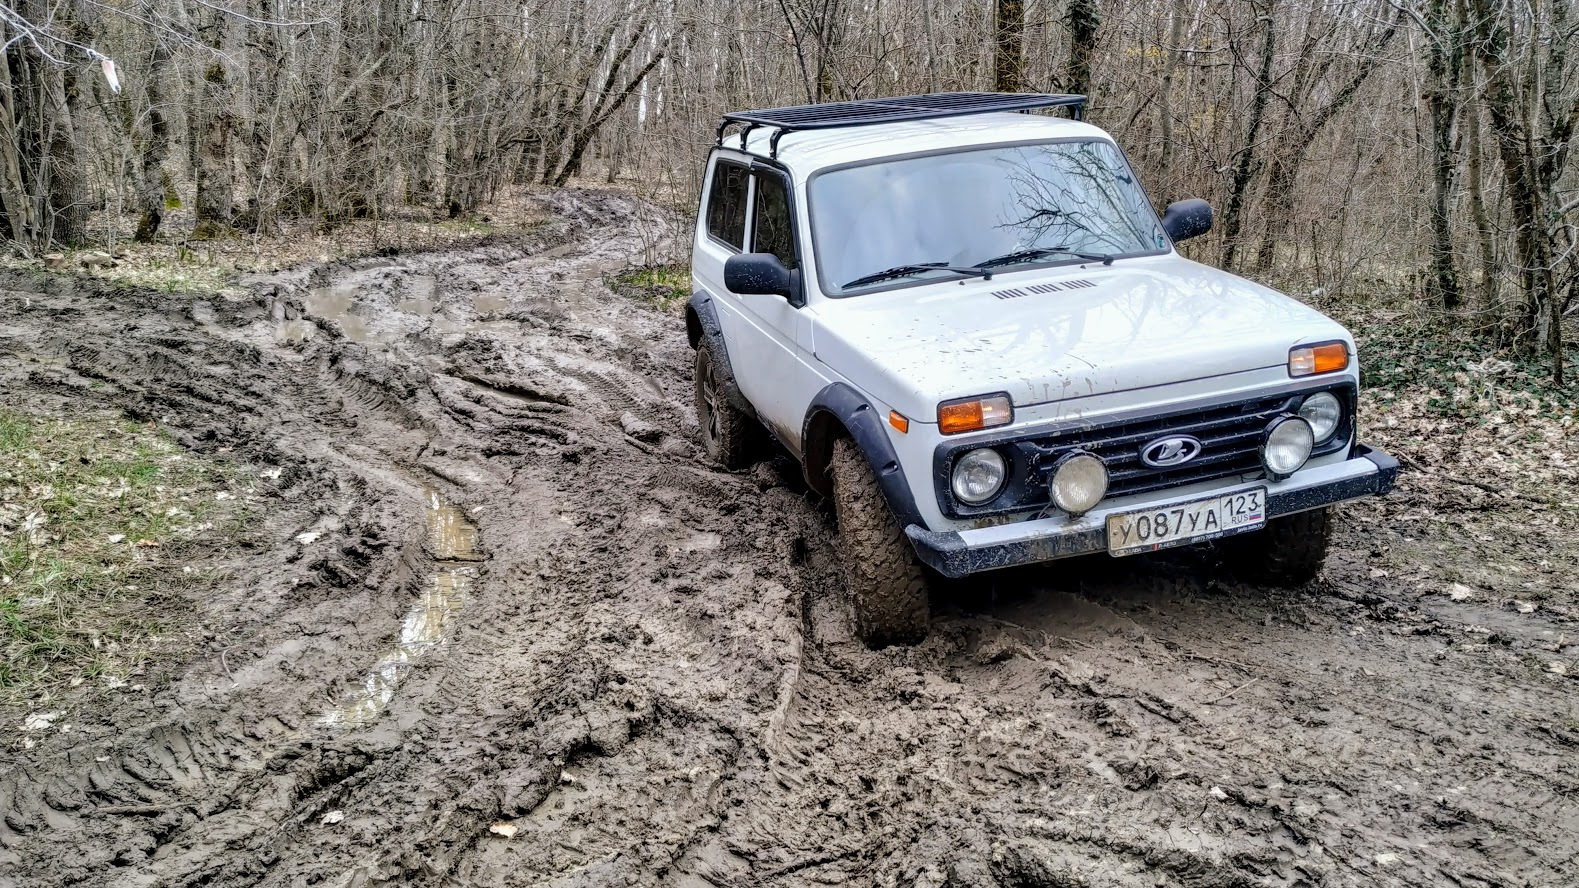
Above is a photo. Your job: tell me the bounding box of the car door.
[721,166,824,453]
[693,155,823,455]
[692,152,750,313]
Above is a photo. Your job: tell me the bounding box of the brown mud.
[1,189,1575,887]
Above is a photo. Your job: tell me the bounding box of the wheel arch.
[684,302,705,350]
[802,383,926,530]
[687,290,751,413]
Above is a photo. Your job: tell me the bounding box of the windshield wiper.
[841,261,993,289]
[974,246,1115,270]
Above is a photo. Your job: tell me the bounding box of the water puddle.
[319,488,479,728]
[307,284,373,343]
[472,292,509,314]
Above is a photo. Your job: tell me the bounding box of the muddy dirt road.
[2,189,1576,887]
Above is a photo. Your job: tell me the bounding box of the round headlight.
[1050,452,1109,515]
[1262,416,1314,479]
[1298,391,1342,443]
[951,448,1007,505]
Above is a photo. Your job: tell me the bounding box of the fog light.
[951,448,1006,504]
[1050,451,1108,515]
[1262,416,1314,480]
[1298,392,1342,443]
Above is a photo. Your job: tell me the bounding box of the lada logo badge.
[1140,435,1203,468]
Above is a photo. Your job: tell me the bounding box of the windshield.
[809,139,1167,295]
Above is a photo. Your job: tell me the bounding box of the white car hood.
[811,255,1352,419]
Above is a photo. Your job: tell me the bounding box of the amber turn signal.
[888,410,909,433]
[1288,341,1349,377]
[938,394,1013,434]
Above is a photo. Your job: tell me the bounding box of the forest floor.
[1,188,1576,888]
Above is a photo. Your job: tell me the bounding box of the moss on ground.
[612,264,689,311]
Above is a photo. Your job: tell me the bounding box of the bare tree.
[994,0,1024,92]
[1465,0,1578,380]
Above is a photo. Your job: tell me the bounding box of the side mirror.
[724,252,796,298]
[1161,199,1213,244]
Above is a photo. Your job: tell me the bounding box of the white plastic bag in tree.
[100,58,120,94]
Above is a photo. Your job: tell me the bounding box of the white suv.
[685,93,1397,647]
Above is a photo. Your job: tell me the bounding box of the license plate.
[1106,488,1266,557]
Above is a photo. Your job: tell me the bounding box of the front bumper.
[906,443,1399,578]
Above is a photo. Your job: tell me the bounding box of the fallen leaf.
[1447,583,1475,602]
[1375,852,1400,866]
[106,534,125,544]
[295,531,321,545]
[1370,567,1389,579]
[1549,662,1569,676]
[1515,601,1537,614]
[489,822,518,839]
[321,810,345,825]
[1208,786,1228,801]
[23,711,63,732]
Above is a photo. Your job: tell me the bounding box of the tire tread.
[829,437,929,646]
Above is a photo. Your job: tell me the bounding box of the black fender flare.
[685,290,752,413]
[802,382,926,530]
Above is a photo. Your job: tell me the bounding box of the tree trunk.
[1463,87,1498,312]
[134,42,173,242]
[47,55,87,244]
[1421,0,1463,310]
[0,6,87,249]
[1065,0,1101,98]
[1156,0,1189,186]
[193,0,238,242]
[993,0,1024,93]
[1221,4,1277,270]
[0,28,39,245]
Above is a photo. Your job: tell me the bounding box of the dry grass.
[0,186,555,296]
[0,408,247,702]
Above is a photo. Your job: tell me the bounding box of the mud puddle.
[320,488,479,728]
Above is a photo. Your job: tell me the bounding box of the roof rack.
[717,92,1087,159]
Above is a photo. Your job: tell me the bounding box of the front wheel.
[829,437,930,647]
[1227,507,1333,586]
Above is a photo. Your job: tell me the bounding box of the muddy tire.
[1229,507,1333,587]
[829,437,930,647]
[694,342,755,470]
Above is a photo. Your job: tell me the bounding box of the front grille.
[1016,392,1305,499]
[933,384,1355,518]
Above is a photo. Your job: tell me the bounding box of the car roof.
[725,112,1112,173]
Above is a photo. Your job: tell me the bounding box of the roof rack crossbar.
[715,91,1087,158]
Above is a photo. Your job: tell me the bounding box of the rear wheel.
[829,437,930,647]
[1228,507,1333,586]
[694,342,754,470]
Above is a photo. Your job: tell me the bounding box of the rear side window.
[705,160,748,250]
[753,173,798,270]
